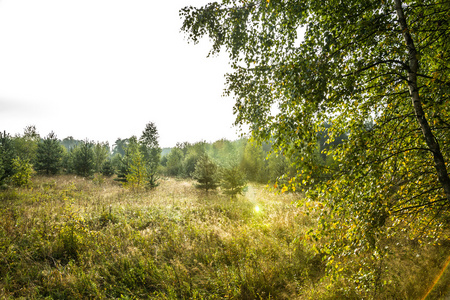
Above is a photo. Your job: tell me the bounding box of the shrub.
[123,150,148,191]
[11,157,34,187]
[165,148,184,177]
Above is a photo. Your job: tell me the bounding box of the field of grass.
[0,175,449,299]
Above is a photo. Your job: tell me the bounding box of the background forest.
[0,123,301,192]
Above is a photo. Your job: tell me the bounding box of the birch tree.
[181,0,450,292]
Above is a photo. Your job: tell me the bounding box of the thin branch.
[343,60,408,77]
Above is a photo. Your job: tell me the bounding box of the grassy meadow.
[0,175,449,299]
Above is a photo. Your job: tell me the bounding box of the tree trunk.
[394,0,450,204]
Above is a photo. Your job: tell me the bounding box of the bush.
[165,148,184,177]
[123,150,148,191]
[11,157,34,187]
[183,151,202,178]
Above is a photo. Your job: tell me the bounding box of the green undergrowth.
[0,175,448,299]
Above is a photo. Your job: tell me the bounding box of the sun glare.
[254,205,260,213]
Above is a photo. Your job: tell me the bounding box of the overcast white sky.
[0,0,242,148]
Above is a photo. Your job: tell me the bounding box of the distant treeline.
[1,124,343,189]
[0,127,289,182]
[160,139,295,184]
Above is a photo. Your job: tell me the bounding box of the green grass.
[0,175,449,299]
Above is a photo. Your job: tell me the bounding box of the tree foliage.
[60,136,79,151]
[240,139,266,182]
[220,164,247,197]
[123,147,148,191]
[101,159,115,177]
[117,124,161,190]
[13,125,40,163]
[72,140,95,177]
[11,157,34,187]
[93,142,110,173]
[182,141,207,177]
[181,0,450,292]
[112,138,128,157]
[140,122,161,188]
[116,136,140,183]
[35,132,63,175]
[0,131,15,186]
[193,154,220,192]
[165,148,185,177]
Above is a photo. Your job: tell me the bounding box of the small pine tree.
[0,131,15,185]
[220,165,247,198]
[101,159,115,177]
[140,122,161,186]
[35,131,63,175]
[193,154,219,192]
[115,136,139,183]
[146,172,159,189]
[72,140,95,177]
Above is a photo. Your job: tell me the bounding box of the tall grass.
[0,175,448,299]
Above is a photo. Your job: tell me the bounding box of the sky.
[0,0,243,148]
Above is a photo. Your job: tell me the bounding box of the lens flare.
[254,205,260,213]
[421,253,450,300]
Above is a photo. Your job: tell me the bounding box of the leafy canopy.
[181,0,450,289]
